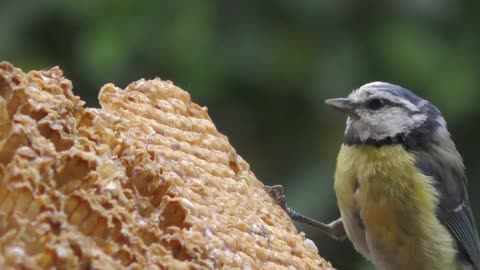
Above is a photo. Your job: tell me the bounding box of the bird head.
[325,82,449,147]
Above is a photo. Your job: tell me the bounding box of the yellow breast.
[334,144,459,270]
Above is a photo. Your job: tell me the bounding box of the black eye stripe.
[366,98,385,110]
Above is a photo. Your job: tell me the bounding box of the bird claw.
[264,185,288,211]
[264,184,346,240]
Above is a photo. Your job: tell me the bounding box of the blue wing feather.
[415,148,480,268]
[446,204,480,268]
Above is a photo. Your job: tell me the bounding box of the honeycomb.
[0,62,333,269]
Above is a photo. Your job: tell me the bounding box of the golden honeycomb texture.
[0,62,333,270]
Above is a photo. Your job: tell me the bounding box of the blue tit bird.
[265,82,480,270]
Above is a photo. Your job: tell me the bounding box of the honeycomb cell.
[0,62,331,270]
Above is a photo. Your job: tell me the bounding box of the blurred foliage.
[2,0,480,269]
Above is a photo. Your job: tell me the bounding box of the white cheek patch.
[353,108,427,142]
[411,113,428,124]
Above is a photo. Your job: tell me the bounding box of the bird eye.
[366,98,385,110]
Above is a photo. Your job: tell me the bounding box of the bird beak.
[325,98,359,119]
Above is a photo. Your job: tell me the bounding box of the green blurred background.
[2,1,480,269]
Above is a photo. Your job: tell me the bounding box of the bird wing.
[415,146,480,268]
[446,203,480,268]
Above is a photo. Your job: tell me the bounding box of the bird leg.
[264,185,346,241]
